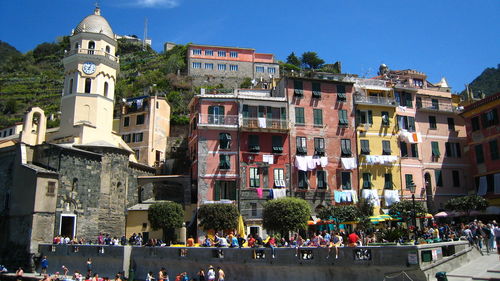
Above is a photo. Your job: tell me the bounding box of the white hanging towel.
[272,188,287,199]
[306,156,316,170]
[295,156,308,171]
[320,157,328,167]
[263,155,274,164]
[384,190,400,207]
[258,117,266,128]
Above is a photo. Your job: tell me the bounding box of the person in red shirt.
[247,234,255,248]
[348,231,360,247]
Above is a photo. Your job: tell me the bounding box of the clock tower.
[52,6,122,146]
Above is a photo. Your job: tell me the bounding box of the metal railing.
[354,95,396,106]
[242,117,288,130]
[198,114,238,126]
[417,100,457,112]
[65,49,119,62]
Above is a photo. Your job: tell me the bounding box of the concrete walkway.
[447,248,500,281]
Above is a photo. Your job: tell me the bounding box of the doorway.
[60,215,76,238]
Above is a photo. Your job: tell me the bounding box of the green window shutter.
[312,82,321,98]
[258,106,265,118]
[337,84,345,94]
[294,80,303,96]
[368,110,373,124]
[280,107,286,120]
[429,116,437,129]
[361,140,370,154]
[355,110,361,125]
[408,117,416,132]
[342,172,351,189]
[295,108,304,124]
[363,173,371,189]
[405,174,414,189]
[382,141,391,155]
[249,135,260,151]
[266,106,273,119]
[341,139,352,156]
[242,105,249,118]
[317,170,327,189]
[338,110,348,126]
[405,93,413,108]
[229,184,237,201]
[381,111,390,125]
[435,170,443,187]
[431,142,440,157]
[314,109,323,125]
[445,142,451,157]
[214,182,221,201]
[400,142,408,157]
[411,143,418,158]
[384,174,392,189]
[272,135,283,153]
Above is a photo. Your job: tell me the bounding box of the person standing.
[196,268,205,281]
[206,266,215,281]
[15,267,24,281]
[217,267,224,281]
[86,258,93,277]
[40,256,48,276]
[146,272,155,281]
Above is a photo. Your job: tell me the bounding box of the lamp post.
[408,183,417,228]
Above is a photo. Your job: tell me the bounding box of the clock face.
[82,62,96,75]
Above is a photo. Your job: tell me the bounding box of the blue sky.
[1,0,499,93]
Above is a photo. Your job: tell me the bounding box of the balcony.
[64,48,119,63]
[241,117,289,131]
[198,114,239,129]
[354,95,396,107]
[416,100,459,113]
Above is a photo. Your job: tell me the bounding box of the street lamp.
[408,182,417,229]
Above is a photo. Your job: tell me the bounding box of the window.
[397,115,416,132]
[134,149,140,160]
[312,82,321,98]
[219,154,230,169]
[396,92,413,108]
[294,80,303,96]
[313,109,323,126]
[341,139,352,157]
[88,41,95,54]
[219,133,231,149]
[298,171,308,189]
[229,65,238,71]
[205,49,213,56]
[410,143,419,158]
[382,141,391,155]
[490,140,499,160]
[296,136,307,154]
[218,64,226,71]
[47,181,56,195]
[208,105,225,124]
[337,85,346,101]
[405,174,415,190]
[429,116,437,129]
[204,63,214,70]
[471,116,480,131]
[295,107,305,125]
[362,173,372,189]
[192,62,202,69]
[217,50,226,57]
[192,49,202,55]
[431,142,440,158]
[251,203,257,216]
[431,99,439,110]
[435,170,443,187]
[136,114,145,125]
[447,118,455,131]
[256,66,265,73]
[314,138,325,156]
[124,116,130,127]
[122,134,131,143]
[317,170,327,189]
[248,135,260,152]
[482,109,499,128]
[69,79,73,94]
[272,136,283,153]
[416,97,422,109]
[413,79,423,87]
[103,82,109,97]
[84,78,92,93]
[250,167,260,187]
[445,142,461,158]
[338,110,348,127]
[356,110,373,125]
[452,170,460,187]
[268,67,276,74]
[214,181,236,201]
[133,133,143,142]
[400,142,408,157]
[360,140,370,155]
[341,172,351,189]
[230,51,238,58]
[274,168,285,187]
[381,111,390,126]
[475,144,484,164]
[384,174,392,189]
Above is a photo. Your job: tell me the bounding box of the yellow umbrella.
[379,214,393,221]
[369,216,385,223]
[237,215,246,238]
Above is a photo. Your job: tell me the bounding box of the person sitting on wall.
[348,230,360,247]
[186,236,195,247]
[254,234,263,248]
[202,235,212,247]
[236,234,246,248]
[247,235,255,248]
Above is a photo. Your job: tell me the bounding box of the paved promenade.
[447,248,500,281]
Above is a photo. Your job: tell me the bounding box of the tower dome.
[74,7,114,38]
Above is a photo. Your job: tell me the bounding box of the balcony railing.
[198,114,238,126]
[417,100,458,112]
[354,95,396,107]
[64,49,119,62]
[242,117,288,130]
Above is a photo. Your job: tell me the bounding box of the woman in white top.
[207,266,216,281]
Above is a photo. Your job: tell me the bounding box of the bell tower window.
[88,41,95,54]
[85,78,92,93]
[105,45,110,54]
[104,82,109,97]
[69,79,73,94]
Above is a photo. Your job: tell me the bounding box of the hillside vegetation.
[460,64,500,97]
[0,39,194,128]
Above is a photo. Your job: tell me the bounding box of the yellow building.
[354,78,401,215]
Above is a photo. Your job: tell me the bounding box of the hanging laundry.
[334,191,342,203]
[345,191,352,202]
[258,117,266,128]
[348,190,358,203]
[306,156,316,171]
[263,155,274,164]
[313,156,322,167]
[340,192,348,202]
[362,189,380,207]
[256,188,263,199]
[320,157,328,168]
[384,190,400,207]
[341,158,357,169]
[273,188,287,199]
[268,189,274,199]
[295,156,308,171]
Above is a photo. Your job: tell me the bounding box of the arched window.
[72,178,78,192]
[88,41,95,54]
[105,45,111,54]
[84,78,92,93]
[104,82,109,97]
[69,79,73,94]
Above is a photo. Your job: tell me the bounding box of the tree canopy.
[445,195,488,216]
[198,203,239,233]
[148,201,184,241]
[388,200,426,222]
[262,197,310,236]
[301,51,325,69]
[286,52,301,67]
